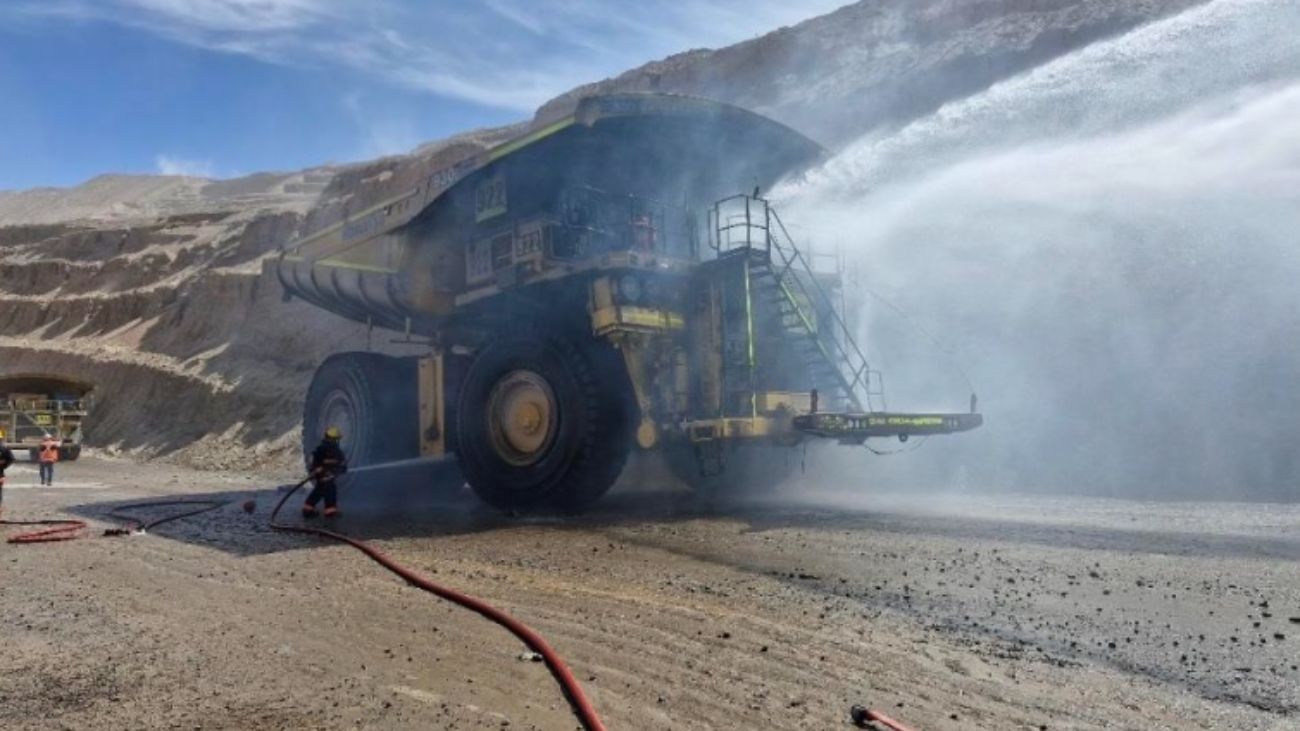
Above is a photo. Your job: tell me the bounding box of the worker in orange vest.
[38,434,60,486]
[0,430,14,517]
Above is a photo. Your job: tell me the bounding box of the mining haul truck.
[0,374,91,461]
[273,93,981,512]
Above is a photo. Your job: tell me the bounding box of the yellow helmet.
[324,426,342,441]
[0,428,5,439]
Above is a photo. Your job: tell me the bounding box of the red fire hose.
[0,478,84,543]
[851,704,920,731]
[3,498,227,543]
[2,481,606,729]
[6,479,914,731]
[269,478,609,731]
[2,517,89,543]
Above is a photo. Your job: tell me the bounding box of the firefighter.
[0,430,14,518]
[303,426,347,518]
[38,433,59,486]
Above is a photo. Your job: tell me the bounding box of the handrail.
[767,206,885,411]
[709,194,772,257]
[708,194,887,412]
[1,398,89,413]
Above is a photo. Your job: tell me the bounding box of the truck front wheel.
[456,333,632,513]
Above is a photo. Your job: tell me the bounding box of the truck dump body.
[274,94,824,332]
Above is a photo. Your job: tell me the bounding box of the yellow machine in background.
[273,94,981,512]
[0,374,91,461]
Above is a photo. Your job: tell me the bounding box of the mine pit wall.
[0,344,291,468]
[0,209,405,470]
[0,130,521,471]
[533,0,1210,147]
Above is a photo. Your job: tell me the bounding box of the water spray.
[780,0,1300,496]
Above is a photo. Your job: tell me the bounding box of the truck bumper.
[792,411,983,443]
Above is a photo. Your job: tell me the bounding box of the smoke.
[779,0,1300,499]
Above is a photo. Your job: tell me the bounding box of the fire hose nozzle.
[850,705,871,726]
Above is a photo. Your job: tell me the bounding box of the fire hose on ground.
[2,515,89,543]
[3,478,918,731]
[102,499,229,536]
[851,704,920,731]
[2,489,225,543]
[268,475,609,731]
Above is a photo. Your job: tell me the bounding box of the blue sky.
[0,0,844,190]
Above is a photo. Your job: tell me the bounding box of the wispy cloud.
[155,154,215,177]
[6,0,847,111]
[123,0,332,32]
[340,91,424,158]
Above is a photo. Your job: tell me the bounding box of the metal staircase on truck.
[707,195,885,413]
[701,194,980,445]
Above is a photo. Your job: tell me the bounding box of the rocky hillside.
[0,0,1205,466]
[0,127,518,468]
[537,0,1205,145]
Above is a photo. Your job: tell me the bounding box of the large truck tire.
[59,445,81,461]
[455,332,633,514]
[666,443,799,498]
[302,352,419,469]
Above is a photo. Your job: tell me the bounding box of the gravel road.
[2,457,1296,730]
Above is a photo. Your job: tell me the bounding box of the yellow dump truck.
[0,374,91,461]
[272,93,981,512]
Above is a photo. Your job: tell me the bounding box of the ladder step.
[716,197,881,410]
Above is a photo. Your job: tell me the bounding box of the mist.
[778,0,1300,499]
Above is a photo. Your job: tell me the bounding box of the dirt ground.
[2,456,1297,730]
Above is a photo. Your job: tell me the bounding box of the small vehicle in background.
[0,374,92,461]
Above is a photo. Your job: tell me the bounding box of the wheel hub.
[320,389,355,458]
[488,370,558,466]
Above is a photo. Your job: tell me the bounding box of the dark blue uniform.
[304,440,347,514]
[0,444,14,514]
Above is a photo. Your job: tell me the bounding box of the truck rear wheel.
[455,333,632,513]
[302,353,418,469]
